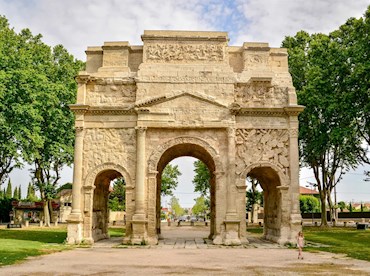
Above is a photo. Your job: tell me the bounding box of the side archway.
[239,162,289,243]
[82,163,133,243]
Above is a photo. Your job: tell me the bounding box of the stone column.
[131,126,148,244]
[67,127,84,244]
[288,121,302,239]
[223,127,241,245]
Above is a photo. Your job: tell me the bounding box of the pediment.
[135,91,228,110]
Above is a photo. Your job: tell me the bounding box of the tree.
[0,16,84,226]
[192,196,208,216]
[299,195,320,213]
[108,178,126,211]
[170,196,184,217]
[26,182,37,201]
[0,16,24,185]
[283,26,363,226]
[337,201,346,212]
[161,164,181,196]
[5,179,12,199]
[193,160,210,196]
[13,186,18,200]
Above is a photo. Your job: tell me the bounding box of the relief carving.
[235,129,290,177]
[83,128,136,179]
[244,54,269,68]
[146,43,225,63]
[86,84,136,106]
[235,82,288,107]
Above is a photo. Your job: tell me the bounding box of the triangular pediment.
[135,91,228,109]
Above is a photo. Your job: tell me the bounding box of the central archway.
[148,136,223,242]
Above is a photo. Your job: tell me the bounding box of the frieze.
[145,43,225,63]
[235,83,288,107]
[86,84,136,106]
[137,75,235,84]
[235,129,290,178]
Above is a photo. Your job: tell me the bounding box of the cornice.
[234,105,305,117]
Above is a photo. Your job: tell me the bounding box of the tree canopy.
[192,160,210,196]
[282,6,370,225]
[0,15,84,225]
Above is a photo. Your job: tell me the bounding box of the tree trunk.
[320,190,328,227]
[43,201,50,227]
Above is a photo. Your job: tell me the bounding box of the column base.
[223,219,241,246]
[131,214,148,245]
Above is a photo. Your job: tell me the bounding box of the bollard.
[24,220,29,227]
[344,221,347,227]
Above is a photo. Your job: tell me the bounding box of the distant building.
[56,188,72,222]
[300,186,319,197]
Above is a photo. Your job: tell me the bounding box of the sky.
[2,0,370,206]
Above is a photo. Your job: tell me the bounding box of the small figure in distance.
[297,231,304,259]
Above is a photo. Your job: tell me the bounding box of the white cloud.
[234,0,369,47]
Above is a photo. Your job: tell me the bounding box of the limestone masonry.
[67,30,304,245]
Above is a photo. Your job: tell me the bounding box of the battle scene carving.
[235,129,290,177]
[86,84,136,106]
[146,43,225,63]
[83,128,136,178]
[235,82,288,107]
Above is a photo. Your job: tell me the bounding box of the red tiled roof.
[300,186,319,195]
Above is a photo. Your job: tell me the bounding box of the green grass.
[303,227,370,262]
[108,226,125,237]
[247,226,370,262]
[0,226,70,266]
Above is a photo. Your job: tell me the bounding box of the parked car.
[190,216,198,222]
[178,216,187,222]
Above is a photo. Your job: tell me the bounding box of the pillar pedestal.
[66,215,83,244]
[223,219,242,245]
[131,215,148,245]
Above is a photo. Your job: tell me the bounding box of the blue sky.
[2,0,370,206]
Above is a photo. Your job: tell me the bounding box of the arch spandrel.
[84,162,133,189]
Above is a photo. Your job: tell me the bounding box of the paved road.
[1,226,370,275]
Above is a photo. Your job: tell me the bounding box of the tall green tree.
[299,195,320,213]
[0,15,84,225]
[192,160,210,196]
[13,186,18,200]
[283,26,363,226]
[0,16,24,185]
[161,163,181,196]
[170,196,184,217]
[108,178,126,211]
[5,179,12,199]
[192,196,208,216]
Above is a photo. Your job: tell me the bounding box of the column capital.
[227,127,236,138]
[75,127,85,137]
[135,126,147,134]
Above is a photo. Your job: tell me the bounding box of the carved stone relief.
[86,84,136,106]
[235,129,290,177]
[235,82,288,107]
[83,128,136,179]
[146,43,225,63]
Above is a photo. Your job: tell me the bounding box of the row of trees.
[282,6,370,226]
[0,179,37,201]
[0,16,84,226]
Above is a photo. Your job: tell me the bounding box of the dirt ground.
[1,226,370,275]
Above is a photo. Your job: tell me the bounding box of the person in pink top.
[297,231,305,259]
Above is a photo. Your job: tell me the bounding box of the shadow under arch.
[240,162,288,243]
[83,163,133,243]
[148,136,222,240]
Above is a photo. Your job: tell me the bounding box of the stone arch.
[240,162,289,243]
[82,162,133,243]
[84,162,133,189]
[148,136,223,173]
[238,161,289,187]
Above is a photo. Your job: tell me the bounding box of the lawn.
[303,227,370,262]
[247,226,370,262]
[0,225,69,266]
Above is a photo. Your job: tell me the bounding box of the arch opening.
[246,166,282,242]
[155,143,216,240]
[92,169,125,242]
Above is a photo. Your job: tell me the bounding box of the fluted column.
[71,127,84,217]
[289,126,300,214]
[226,127,237,217]
[134,126,147,216]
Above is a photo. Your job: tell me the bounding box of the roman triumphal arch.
[67,31,304,245]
